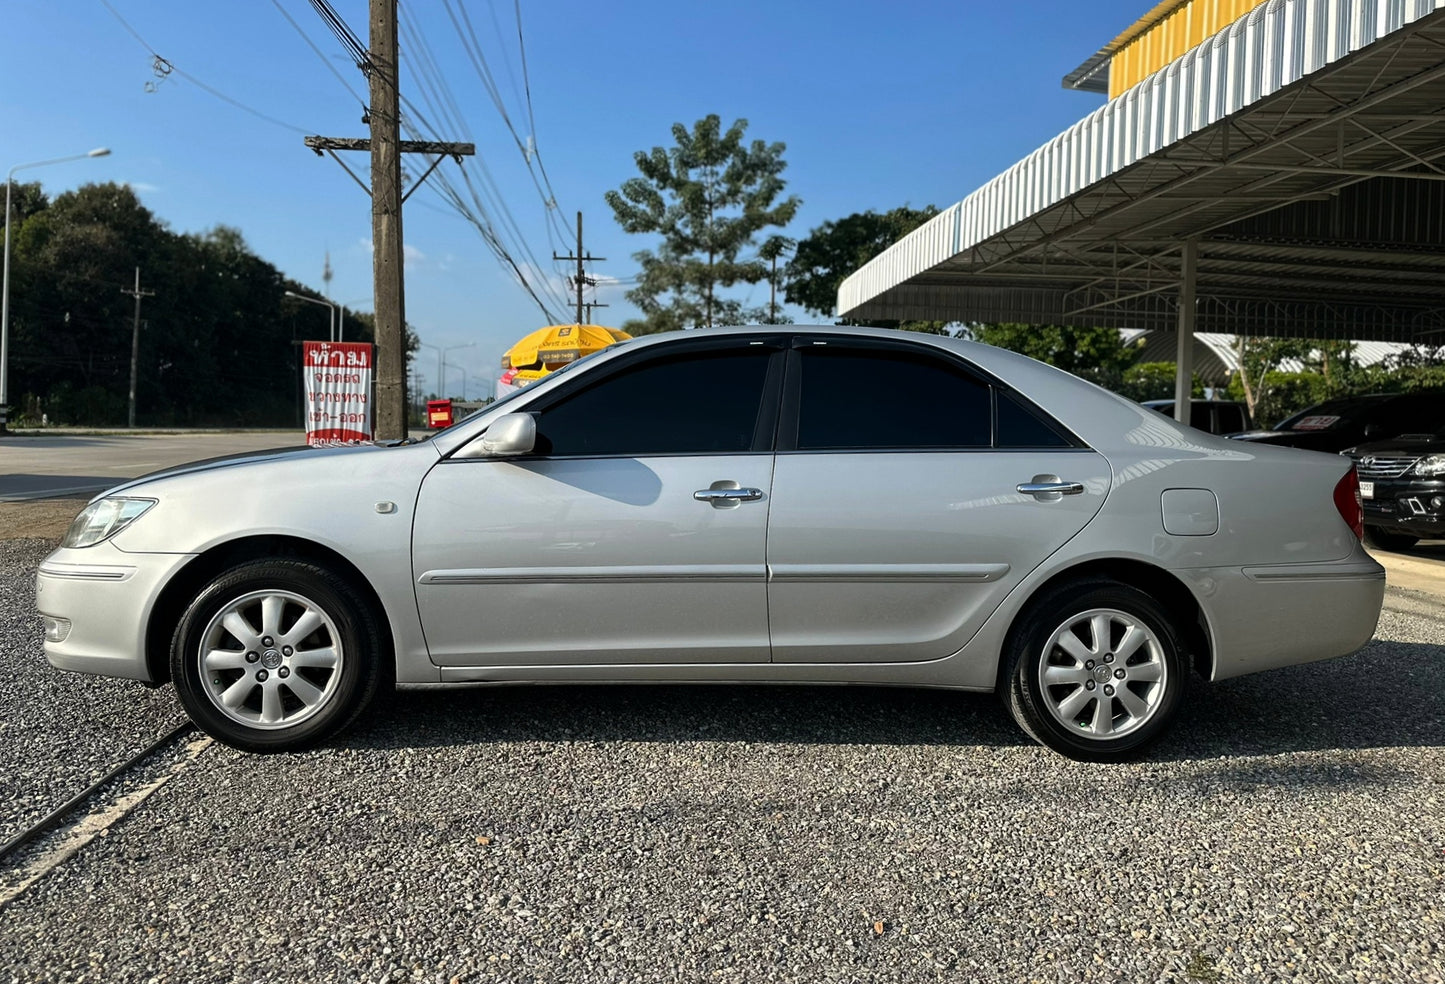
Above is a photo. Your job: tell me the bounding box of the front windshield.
[427,344,622,435]
[1275,398,1376,432]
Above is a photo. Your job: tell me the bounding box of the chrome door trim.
[418,565,768,586]
[767,563,1010,583]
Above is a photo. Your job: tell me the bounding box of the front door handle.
[694,481,765,508]
[1017,475,1085,501]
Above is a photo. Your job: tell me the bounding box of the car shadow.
[341,636,1444,760]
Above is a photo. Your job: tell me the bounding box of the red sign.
[302,341,373,445]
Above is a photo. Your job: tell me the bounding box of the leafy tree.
[4,181,377,427]
[605,114,800,334]
[782,206,948,333]
[1115,362,1204,402]
[965,323,1141,387]
[1230,336,1313,422]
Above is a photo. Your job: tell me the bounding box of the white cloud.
[124,181,161,194]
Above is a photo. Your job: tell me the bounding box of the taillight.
[1333,467,1364,541]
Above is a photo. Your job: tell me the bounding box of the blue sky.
[2,0,1146,397]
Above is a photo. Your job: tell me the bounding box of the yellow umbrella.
[503,324,631,371]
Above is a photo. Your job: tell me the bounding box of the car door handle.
[1016,477,1085,499]
[694,487,765,503]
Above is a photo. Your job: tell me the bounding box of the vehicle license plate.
[1360,481,1374,499]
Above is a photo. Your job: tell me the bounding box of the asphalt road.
[0,433,303,501]
[2,532,1443,982]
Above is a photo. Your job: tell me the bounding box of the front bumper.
[36,542,196,683]
[1361,478,1445,538]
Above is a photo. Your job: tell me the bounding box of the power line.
[97,0,313,135]
[268,0,368,112]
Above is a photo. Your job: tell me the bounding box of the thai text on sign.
[303,341,373,445]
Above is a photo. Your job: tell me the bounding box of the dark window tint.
[1215,404,1247,433]
[797,347,990,450]
[997,390,1072,447]
[535,349,771,456]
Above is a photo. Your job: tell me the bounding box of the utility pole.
[302,0,474,440]
[554,211,604,325]
[770,253,779,324]
[583,300,608,324]
[121,267,154,429]
[369,0,404,441]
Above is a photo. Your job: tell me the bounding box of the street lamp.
[284,290,339,342]
[418,341,476,399]
[2,147,110,432]
[337,297,371,343]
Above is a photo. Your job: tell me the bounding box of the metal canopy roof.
[838,0,1445,345]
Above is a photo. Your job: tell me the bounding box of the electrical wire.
[97,0,312,135]
[269,0,368,111]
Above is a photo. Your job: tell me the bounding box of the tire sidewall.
[1009,580,1187,762]
[170,560,379,752]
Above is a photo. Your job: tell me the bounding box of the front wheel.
[170,559,384,752]
[1004,579,1187,762]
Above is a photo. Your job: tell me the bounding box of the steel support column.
[1174,239,1198,424]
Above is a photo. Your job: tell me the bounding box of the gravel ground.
[0,532,1441,983]
[0,539,187,847]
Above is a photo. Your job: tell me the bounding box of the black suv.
[1344,428,1445,550]
[1229,391,1445,453]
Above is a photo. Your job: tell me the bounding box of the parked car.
[1229,390,1445,452]
[1142,399,1251,435]
[37,327,1384,761]
[1344,427,1445,550]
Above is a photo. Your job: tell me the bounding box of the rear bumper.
[1178,556,1386,681]
[36,543,194,683]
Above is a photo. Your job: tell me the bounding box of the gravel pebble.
[0,543,1441,983]
[0,540,186,846]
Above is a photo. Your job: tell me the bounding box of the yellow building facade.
[1068,0,1274,98]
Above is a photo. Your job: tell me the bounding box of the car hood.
[100,441,411,499]
[1346,433,1445,455]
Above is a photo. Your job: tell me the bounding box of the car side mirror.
[475,413,537,457]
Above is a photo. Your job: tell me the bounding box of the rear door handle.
[1017,476,1085,500]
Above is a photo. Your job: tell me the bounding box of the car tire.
[1363,526,1419,552]
[170,559,384,753]
[1004,579,1187,762]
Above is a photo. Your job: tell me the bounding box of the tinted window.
[997,390,1072,447]
[536,348,771,456]
[796,347,990,450]
[1216,404,1247,433]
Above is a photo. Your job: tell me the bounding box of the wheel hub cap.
[261,649,283,669]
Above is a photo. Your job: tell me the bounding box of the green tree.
[782,205,949,332]
[965,323,1141,387]
[605,114,800,334]
[5,180,365,427]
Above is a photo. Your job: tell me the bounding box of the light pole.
[419,341,476,399]
[338,297,371,343]
[2,147,110,432]
[284,290,339,342]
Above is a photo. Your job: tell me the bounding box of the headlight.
[1411,454,1445,478]
[61,498,157,548]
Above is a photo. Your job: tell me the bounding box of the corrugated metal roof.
[841,0,1445,343]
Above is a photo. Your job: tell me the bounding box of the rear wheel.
[1364,526,1419,552]
[170,559,383,752]
[1005,579,1186,761]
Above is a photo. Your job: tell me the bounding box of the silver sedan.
[35,327,1385,760]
